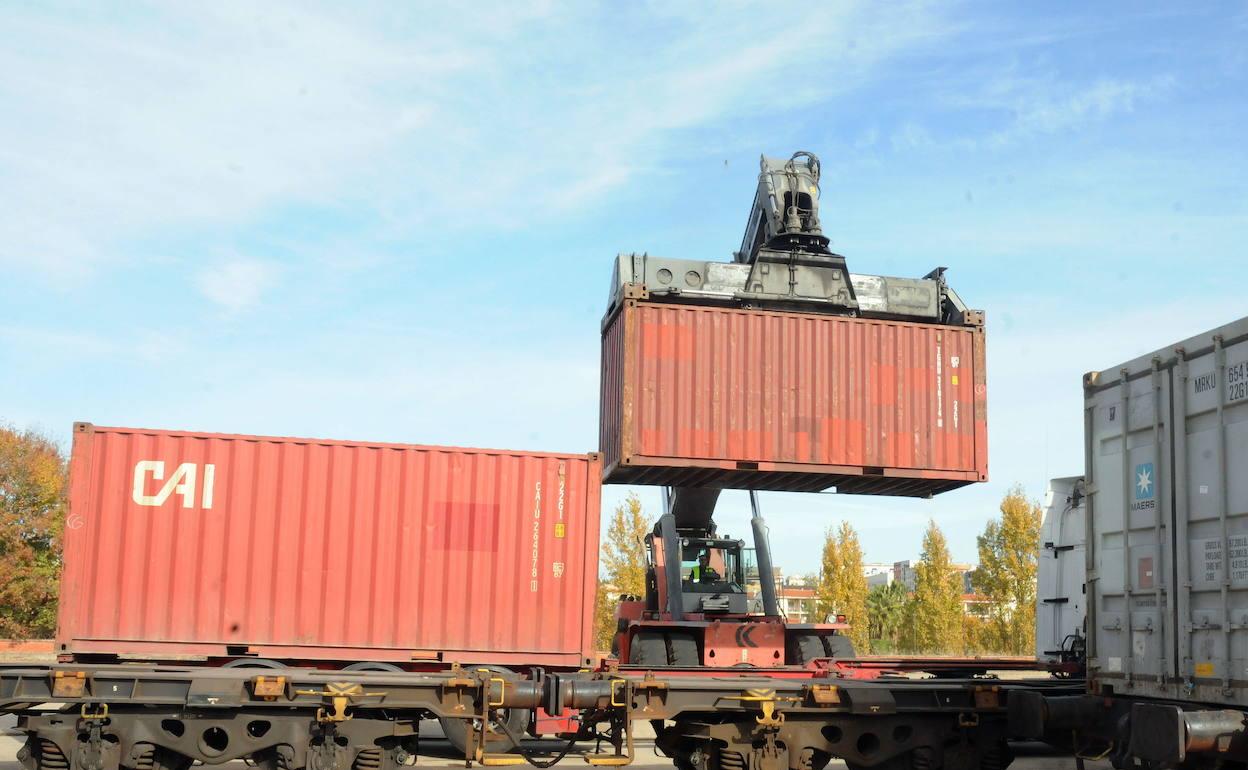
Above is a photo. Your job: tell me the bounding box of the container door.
[1036,477,1086,662]
[1173,333,1248,704]
[1086,362,1177,693]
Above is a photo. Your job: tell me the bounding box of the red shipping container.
[600,300,987,496]
[57,423,602,668]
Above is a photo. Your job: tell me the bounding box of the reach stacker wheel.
[628,631,668,666]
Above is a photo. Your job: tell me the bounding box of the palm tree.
[866,582,907,652]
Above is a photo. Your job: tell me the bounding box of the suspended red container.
[600,299,987,496]
[57,423,602,668]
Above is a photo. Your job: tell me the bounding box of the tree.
[815,522,870,654]
[973,485,1043,654]
[866,581,906,652]
[592,493,650,652]
[0,425,67,638]
[815,527,841,624]
[961,614,995,655]
[900,520,963,654]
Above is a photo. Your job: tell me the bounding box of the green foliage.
[0,424,67,638]
[972,485,1043,654]
[815,529,840,624]
[593,493,649,652]
[815,522,870,653]
[899,520,963,654]
[591,582,618,655]
[961,614,995,655]
[866,581,906,651]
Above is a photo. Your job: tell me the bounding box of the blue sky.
[3,2,1246,574]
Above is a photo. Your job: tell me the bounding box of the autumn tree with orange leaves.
[0,425,67,638]
[593,493,650,652]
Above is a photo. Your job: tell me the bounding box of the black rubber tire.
[629,631,667,666]
[823,633,856,659]
[788,633,825,665]
[666,632,700,666]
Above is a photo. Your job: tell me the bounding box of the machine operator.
[690,550,721,583]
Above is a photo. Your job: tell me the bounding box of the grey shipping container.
[1084,315,1248,707]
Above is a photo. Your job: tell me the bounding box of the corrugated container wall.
[1084,316,1248,707]
[57,424,602,668]
[600,300,988,496]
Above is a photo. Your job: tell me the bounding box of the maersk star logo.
[1135,463,1154,500]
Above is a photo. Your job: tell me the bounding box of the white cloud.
[0,325,114,357]
[854,127,880,149]
[874,70,1176,157]
[890,122,935,151]
[0,2,951,279]
[121,323,600,455]
[195,259,279,312]
[990,75,1175,145]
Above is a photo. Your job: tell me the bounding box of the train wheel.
[804,749,833,770]
[125,745,192,770]
[439,666,528,756]
[666,632,700,666]
[441,709,527,757]
[251,746,297,770]
[149,747,193,770]
[222,658,285,669]
[847,752,914,770]
[342,662,404,672]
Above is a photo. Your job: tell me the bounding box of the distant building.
[875,561,980,598]
[863,562,893,589]
[961,593,991,617]
[892,560,917,591]
[783,573,817,589]
[960,568,977,594]
[745,576,820,622]
[777,585,818,623]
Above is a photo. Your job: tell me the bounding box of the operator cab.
[680,538,744,594]
[647,532,750,616]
